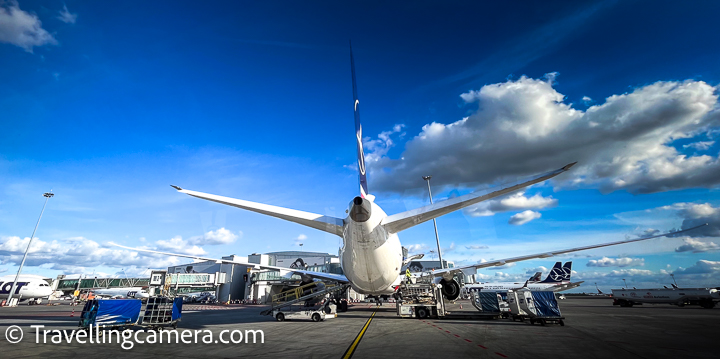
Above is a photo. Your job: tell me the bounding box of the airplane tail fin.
[528,271,542,282]
[562,261,573,281]
[540,262,564,283]
[350,42,369,199]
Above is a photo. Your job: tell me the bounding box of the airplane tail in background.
[541,261,571,283]
[528,271,543,282]
[350,42,369,199]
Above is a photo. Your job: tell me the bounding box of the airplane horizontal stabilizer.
[170,186,344,237]
[109,242,350,283]
[428,223,708,279]
[381,162,577,234]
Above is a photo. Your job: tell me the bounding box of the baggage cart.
[141,296,183,329]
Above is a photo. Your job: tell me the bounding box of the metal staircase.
[260,282,349,316]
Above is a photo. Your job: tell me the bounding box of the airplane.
[112,45,708,302]
[527,271,543,282]
[0,274,55,305]
[93,287,150,299]
[464,262,583,293]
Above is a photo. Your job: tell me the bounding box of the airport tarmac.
[1,297,718,358]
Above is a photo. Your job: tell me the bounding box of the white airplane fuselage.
[340,200,403,295]
[0,276,54,300]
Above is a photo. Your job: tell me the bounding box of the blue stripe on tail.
[350,42,369,197]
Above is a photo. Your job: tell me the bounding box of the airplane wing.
[169,186,344,237]
[109,242,349,283]
[427,223,708,280]
[381,162,577,234]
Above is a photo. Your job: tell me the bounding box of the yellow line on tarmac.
[342,310,377,359]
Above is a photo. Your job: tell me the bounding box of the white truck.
[612,287,719,308]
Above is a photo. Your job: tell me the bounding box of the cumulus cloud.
[0,235,181,274]
[189,228,240,245]
[586,257,645,267]
[525,266,548,275]
[366,76,720,195]
[464,191,557,217]
[154,236,207,256]
[673,260,720,275]
[0,1,58,52]
[57,4,77,24]
[674,202,720,237]
[683,141,714,151]
[465,244,489,250]
[675,238,720,253]
[294,234,307,246]
[508,210,541,225]
[406,243,429,254]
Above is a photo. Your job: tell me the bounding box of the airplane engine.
[440,278,461,301]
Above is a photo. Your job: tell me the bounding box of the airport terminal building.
[166,250,343,303]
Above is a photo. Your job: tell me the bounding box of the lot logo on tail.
[541,262,572,283]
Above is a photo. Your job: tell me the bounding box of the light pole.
[6,192,54,306]
[422,176,444,269]
[622,278,627,289]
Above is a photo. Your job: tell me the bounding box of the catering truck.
[612,287,719,308]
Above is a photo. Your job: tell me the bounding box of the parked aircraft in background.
[0,274,54,304]
[112,45,708,302]
[93,287,150,299]
[464,262,583,293]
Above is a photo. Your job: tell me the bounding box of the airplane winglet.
[563,162,578,171]
[170,185,183,191]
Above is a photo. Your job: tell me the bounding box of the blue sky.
[2,1,720,291]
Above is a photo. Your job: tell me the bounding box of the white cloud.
[508,210,541,225]
[465,245,489,250]
[674,202,720,237]
[464,191,557,217]
[675,238,720,253]
[155,236,207,256]
[674,260,720,275]
[586,257,645,267]
[57,4,77,24]
[406,244,428,254]
[189,228,240,245]
[293,234,307,246]
[367,76,720,195]
[683,141,714,151]
[524,266,548,275]
[0,235,182,274]
[0,1,58,52]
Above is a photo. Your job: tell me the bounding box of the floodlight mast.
[422,176,444,269]
[6,192,54,306]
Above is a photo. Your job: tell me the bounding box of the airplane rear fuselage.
[341,199,403,295]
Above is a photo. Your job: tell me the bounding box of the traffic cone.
[460,304,463,309]
[70,308,75,317]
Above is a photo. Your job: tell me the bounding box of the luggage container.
[78,299,142,331]
[517,289,564,326]
[506,289,529,321]
[470,291,503,318]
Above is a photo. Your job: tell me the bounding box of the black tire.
[276,313,285,322]
[540,319,546,326]
[416,307,429,319]
[312,313,321,322]
[559,319,565,326]
[529,318,535,325]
